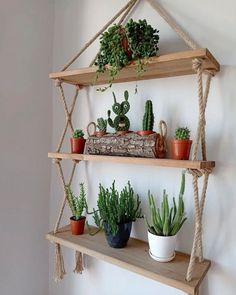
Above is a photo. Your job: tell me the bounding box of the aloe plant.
[146,172,187,236]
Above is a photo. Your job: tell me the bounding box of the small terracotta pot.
[171,139,192,160]
[70,137,86,154]
[116,130,130,135]
[70,216,86,235]
[119,27,132,60]
[94,131,108,138]
[137,130,156,136]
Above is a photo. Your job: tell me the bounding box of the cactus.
[96,117,107,132]
[92,181,143,236]
[145,172,187,236]
[73,129,84,138]
[175,127,190,140]
[65,183,87,220]
[142,100,154,131]
[107,91,130,131]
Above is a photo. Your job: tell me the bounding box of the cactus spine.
[142,100,154,131]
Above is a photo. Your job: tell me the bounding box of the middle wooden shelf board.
[48,152,215,170]
[46,225,210,295]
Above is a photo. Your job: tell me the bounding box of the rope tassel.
[54,243,66,282]
[73,251,84,274]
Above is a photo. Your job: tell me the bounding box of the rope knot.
[55,79,62,87]
[187,168,203,178]
[52,158,61,164]
[192,58,203,72]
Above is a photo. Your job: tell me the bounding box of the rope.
[74,251,84,274]
[146,0,199,50]
[61,0,136,71]
[89,0,139,66]
[55,81,79,152]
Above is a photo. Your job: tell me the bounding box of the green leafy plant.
[142,100,154,131]
[107,91,130,131]
[73,129,84,138]
[92,181,143,236]
[65,183,87,220]
[145,172,187,236]
[96,117,107,132]
[175,127,190,140]
[95,19,159,91]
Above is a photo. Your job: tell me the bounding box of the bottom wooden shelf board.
[46,226,210,295]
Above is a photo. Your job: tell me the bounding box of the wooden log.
[85,132,167,158]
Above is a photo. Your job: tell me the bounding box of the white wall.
[0,1,54,294]
[50,1,236,295]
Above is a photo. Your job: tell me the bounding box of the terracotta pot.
[171,139,192,160]
[137,130,156,136]
[70,216,86,235]
[119,27,132,60]
[94,131,108,138]
[70,137,86,154]
[116,130,130,135]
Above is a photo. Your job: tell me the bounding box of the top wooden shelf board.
[49,48,220,86]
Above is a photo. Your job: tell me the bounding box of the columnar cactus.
[142,100,154,131]
[96,117,107,132]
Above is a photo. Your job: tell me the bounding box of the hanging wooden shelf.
[49,48,219,86]
[48,152,215,170]
[46,225,210,295]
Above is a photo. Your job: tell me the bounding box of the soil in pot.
[104,221,132,248]
[70,216,86,235]
[148,231,177,262]
[171,139,192,160]
[70,137,86,154]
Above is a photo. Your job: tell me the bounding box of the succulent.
[65,183,87,220]
[92,181,143,236]
[142,100,154,131]
[145,172,187,236]
[107,91,130,131]
[175,127,190,140]
[73,129,84,138]
[96,117,107,132]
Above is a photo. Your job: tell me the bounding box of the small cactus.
[73,129,84,138]
[142,100,154,131]
[175,127,190,140]
[96,117,107,132]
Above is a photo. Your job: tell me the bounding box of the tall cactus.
[142,100,154,131]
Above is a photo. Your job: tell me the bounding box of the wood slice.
[85,132,166,158]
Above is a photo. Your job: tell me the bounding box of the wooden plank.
[49,48,220,86]
[46,225,211,294]
[48,152,215,169]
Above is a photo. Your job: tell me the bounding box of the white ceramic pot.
[147,231,177,262]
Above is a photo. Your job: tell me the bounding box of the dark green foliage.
[92,181,143,236]
[73,129,84,138]
[142,100,154,131]
[95,19,159,91]
[65,183,87,220]
[145,172,187,236]
[107,91,130,131]
[96,117,107,132]
[175,127,191,140]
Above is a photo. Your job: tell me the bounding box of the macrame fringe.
[54,243,66,282]
[73,251,84,274]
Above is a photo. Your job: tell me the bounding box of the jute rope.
[55,80,79,152]
[61,0,136,71]
[146,0,199,50]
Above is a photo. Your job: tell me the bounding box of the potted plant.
[91,181,143,248]
[171,127,192,160]
[137,100,155,136]
[145,172,187,262]
[107,91,131,135]
[70,129,86,154]
[95,19,159,91]
[66,183,87,235]
[96,117,108,137]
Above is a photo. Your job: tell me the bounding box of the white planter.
[147,231,177,262]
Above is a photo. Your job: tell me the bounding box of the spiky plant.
[146,172,187,236]
[92,181,143,236]
[96,117,107,132]
[175,127,190,140]
[73,129,84,138]
[65,183,87,220]
[142,100,154,131]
